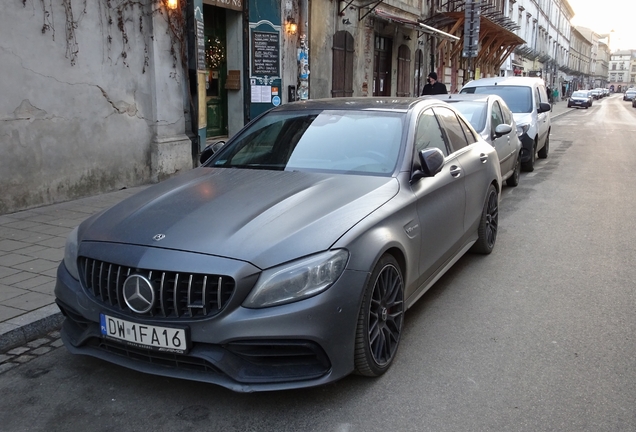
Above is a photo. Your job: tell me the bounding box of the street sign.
[462,0,481,58]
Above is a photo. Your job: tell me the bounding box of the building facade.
[505,0,573,98]
[1,1,193,214]
[608,50,636,92]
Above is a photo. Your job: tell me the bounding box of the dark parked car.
[429,94,522,187]
[55,98,502,392]
[568,90,593,109]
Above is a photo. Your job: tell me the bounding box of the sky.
[568,0,636,50]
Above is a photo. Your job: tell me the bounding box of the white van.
[460,77,551,172]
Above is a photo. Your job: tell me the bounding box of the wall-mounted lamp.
[342,18,351,25]
[166,0,178,10]
[285,18,298,35]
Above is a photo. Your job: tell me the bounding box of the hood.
[512,112,533,127]
[79,168,399,269]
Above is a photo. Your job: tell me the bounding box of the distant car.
[623,89,636,101]
[429,94,522,186]
[461,76,552,172]
[55,97,502,392]
[602,88,610,97]
[568,90,592,109]
[590,89,602,99]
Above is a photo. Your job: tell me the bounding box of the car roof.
[272,97,425,113]
[462,76,546,87]
[426,94,494,104]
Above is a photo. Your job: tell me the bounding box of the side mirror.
[538,102,551,113]
[411,148,445,182]
[493,123,512,138]
[199,141,225,165]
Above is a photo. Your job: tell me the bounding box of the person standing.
[421,72,448,95]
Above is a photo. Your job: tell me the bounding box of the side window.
[500,102,512,124]
[434,107,469,152]
[458,117,477,144]
[535,87,542,109]
[415,109,448,156]
[491,101,504,137]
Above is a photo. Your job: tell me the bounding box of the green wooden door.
[205,6,227,138]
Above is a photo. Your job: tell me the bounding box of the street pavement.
[0,100,574,353]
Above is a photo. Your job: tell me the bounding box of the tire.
[471,184,499,254]
[354,254,404,377]
[538,133,549,159]
[521,141,536,172]
[506,152,521,187]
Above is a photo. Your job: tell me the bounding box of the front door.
[373,36,392,96]
[205,5,228,138]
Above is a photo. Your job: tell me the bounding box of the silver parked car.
[55,98,501,392]
[624,89,636,101]
[460,77,551,173]
[429,94,522,187]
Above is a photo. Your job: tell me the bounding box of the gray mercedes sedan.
[55,97,501,392]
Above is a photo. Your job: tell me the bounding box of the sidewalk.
[0,102,575,353]
[0,186,148,351]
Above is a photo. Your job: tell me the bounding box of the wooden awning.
[426,12,525,75]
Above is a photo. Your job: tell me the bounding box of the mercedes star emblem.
[122,275,155,314]
[153,234,166,241]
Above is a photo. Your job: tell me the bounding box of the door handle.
[450,166,462,177]
[479,154,488,163]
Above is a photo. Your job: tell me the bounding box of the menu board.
[252,31,280,77]
[196,20,205,71]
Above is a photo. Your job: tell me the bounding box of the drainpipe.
[297,0,309,100]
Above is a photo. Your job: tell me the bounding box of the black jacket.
[422,81,448,95]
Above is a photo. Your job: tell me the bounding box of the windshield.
[445,101,487,132]
[209,110,404,176]
[461,85,533,113]
[572,91,588,97]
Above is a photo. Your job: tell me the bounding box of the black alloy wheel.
[471,184,499,254]
[354,254,404,377]
[506,153,521,187]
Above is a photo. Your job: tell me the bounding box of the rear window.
[444,101,487,132]
[461,85,533,113]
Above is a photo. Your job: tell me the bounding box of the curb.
[0,304,64,353]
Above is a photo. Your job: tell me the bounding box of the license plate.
[100,314,189,354]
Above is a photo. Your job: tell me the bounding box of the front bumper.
[54,245,368,392]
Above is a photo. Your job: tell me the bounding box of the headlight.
[516,123,530,137]
[63,226,80,280]
[243,249,349,309]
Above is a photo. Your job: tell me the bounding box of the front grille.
[79,257,235,319]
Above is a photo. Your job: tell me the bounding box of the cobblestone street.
[0,330,63,375]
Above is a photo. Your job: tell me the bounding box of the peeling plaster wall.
[0,1,193,214]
